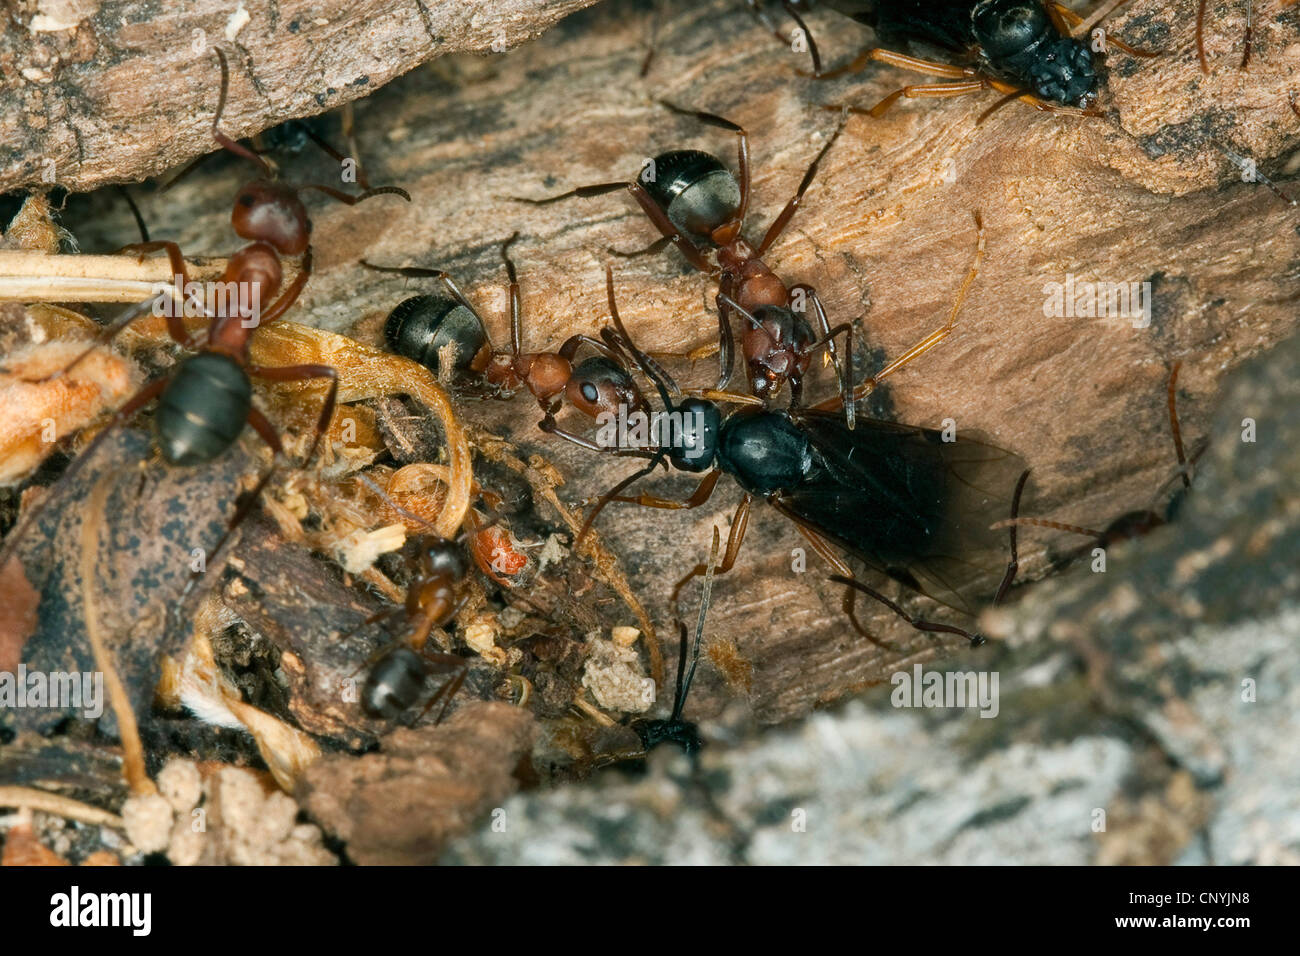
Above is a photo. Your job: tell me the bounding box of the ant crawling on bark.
[596,526,723,766]
[346,474,536,722]
[575,266,1028,648]
[364,233,669,454]
[517,104,861,424]
[778,1,1156,119]
[0,48,408,592]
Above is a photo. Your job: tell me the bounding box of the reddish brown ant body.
[518,104,860,424]
[364,234,665,456]
[0,48,408,591]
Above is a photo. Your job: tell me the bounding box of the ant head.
[566,355,643,418]
[972,0,1098,108]
[642,149,741,240]
[362,645,426,718]
[231,180,311,256]
[1027,39,1098,109]
[386,294,491,376]
[668,397,721,472]
[742,305,815,402]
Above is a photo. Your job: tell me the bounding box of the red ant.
[0,49,408,596]
[363,234,671,458]
[517,104,862,425]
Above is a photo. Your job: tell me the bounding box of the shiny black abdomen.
[385,294,487,374]
[643,149,741,237]
[155,352,253,466]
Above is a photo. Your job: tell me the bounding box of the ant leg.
[743,0,823,75]
[247,362,338,465]
[715,272,737,390]
[515,179,716,273]
[117,187,150,243]
[1046,2,1156,57]
[297,183,412,204]
[116,240,197,336]
[1166,361,1191,490]
[0,376,167,572]
[339,607,407,648]
[359,261,489,333]
[299,107,378,194]
[256,248,313,325]
[607,469,723,510]
[536,415,660,458]
[211,49,275,177]
[659,101,751,232]
[793,522,878,640]
[794,284,854,426]
[626,181,718,273]
[993,469,1031,606]
[609,236,674,259]
[682,388,764,406]
[812,211,983,412]
[411,651,469,725]
[558,333,620,364]
[669,493,752,608]
[35,298,173,384]
[830,574,984,646]
[757,114,847,256]
[244,405,285,456]
[811,43,972,82]
[514,181,628,204]
[500,232,524,357]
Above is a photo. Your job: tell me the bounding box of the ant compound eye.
[581,382,599,403]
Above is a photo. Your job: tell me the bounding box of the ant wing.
[777,409,1025,615]
[856,0,981,53]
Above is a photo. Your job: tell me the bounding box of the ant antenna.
[672,525,720,721]
[604,265,677,412]
[212,48,275,178]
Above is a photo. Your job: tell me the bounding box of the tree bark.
[0,0,600,192]
[14,0,1300,728]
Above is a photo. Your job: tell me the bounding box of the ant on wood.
[575,266,1028,648]
[0,48,408,593]
[517,103,861,424]
[766,1,1156,119]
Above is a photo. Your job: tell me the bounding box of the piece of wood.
[0,0,601,193]
[24,0,1300,729]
